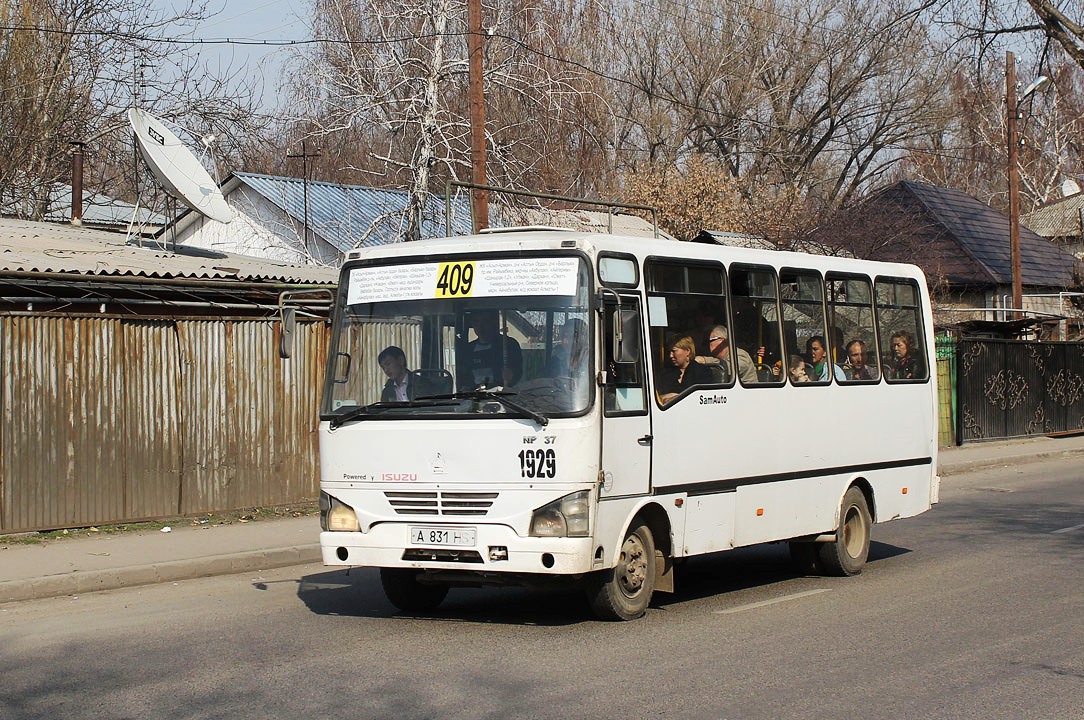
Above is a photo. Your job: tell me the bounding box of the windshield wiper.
[438,390,549,427]
[329,398,460,430]
[329,404,380,429]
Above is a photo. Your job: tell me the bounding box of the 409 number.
[518,448,556,478]
[435,261,475,297]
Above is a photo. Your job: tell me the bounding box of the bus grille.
[385,491,498,516]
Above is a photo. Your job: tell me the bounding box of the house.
[814,181,1082,335]
[1021,189,1084,259]
[166,172,662,266]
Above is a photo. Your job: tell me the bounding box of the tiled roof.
[875,181,1079,288]
[0,217,336,284]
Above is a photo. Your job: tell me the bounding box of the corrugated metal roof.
[222,173,663,250]
[1021,192,1084,238]
[2,184,167,227]
[491,206,661,237]
[0,217,337,284]
[231,172,475,251]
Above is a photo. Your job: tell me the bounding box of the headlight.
[530,490,591,537]
[320,492,360,532]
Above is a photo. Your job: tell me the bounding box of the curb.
[0,544,322,604]
[939,443,1084,477]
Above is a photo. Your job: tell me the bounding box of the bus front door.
[599,295,652,498]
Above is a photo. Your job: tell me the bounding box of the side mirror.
[614,308,640,363]
[333,351,352,383]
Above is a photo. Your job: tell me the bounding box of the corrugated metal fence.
[0,315,328,533]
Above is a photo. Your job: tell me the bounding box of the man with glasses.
[706,325,757,384]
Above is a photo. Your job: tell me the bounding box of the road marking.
[1051,522,1084,534]
[713,588,830,614]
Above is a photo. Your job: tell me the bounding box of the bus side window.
[644,259,729,404]
[828,274,880,383]
[780,268,833,384]
[729,265,784,385]
[875,279,928,382]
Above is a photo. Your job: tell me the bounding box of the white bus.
[318,227,938,620]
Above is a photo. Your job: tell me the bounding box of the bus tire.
[380,568,449,612]
[818,486,872,576]
[585,521,656,621]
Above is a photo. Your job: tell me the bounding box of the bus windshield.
[321,254,593,423]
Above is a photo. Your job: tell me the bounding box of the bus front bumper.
[320,524,596,575]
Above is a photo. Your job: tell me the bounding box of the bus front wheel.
[380,568,449,612]
[585,521,656,621]
[818,487,872,576]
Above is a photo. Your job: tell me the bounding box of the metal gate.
[956,339,1084,442]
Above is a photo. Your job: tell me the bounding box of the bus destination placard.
[347,258,580,304]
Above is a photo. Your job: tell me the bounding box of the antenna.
[128,108,233,224]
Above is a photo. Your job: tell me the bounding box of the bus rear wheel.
[818,487,872,576]
[585,521,656,621]
[380,568,449,612]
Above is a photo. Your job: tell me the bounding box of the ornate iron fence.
[956,339,1084,442]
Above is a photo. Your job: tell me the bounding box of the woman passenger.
[805,335,845,382]
[886,330,925,379]
[658,335,714,404]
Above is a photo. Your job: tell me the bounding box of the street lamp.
[1006,50,1050,320]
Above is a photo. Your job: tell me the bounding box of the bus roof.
[342,229,927,282]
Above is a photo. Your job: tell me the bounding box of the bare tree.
[602,0,957,216]
[285,0,601,242]
[0,0,270,222]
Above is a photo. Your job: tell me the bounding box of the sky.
[151,0,309,109]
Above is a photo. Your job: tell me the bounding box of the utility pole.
[467,0,489,230]
[1006,51,1023,320]
[287,141,321,258]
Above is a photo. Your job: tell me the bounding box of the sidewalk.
[4,434,1084,605]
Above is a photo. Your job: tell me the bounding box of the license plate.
[410,526,476,547]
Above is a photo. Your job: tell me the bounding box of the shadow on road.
[292,539,912,624]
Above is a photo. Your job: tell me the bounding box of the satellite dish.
[1061,179,1081,198]
[128,108,233,224]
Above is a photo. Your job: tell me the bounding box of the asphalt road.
[2,456,1082,720]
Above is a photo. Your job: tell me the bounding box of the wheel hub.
[618,535,647,593]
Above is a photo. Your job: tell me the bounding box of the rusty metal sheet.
[1,314,330,533]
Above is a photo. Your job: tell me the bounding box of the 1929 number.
[519,448,556,478]
[435,261,475,297]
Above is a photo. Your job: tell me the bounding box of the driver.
[465,310,523,388]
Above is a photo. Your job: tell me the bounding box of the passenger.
[806,335,845,382]
[844,339,879,381]
[705,325,758,384]
[885,330,925,380]
[788,354,811,383]
[658,335,714,403]
[378,346,434,402]
[466,310,523,388]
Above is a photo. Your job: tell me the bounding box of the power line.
[0,17,995,166]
